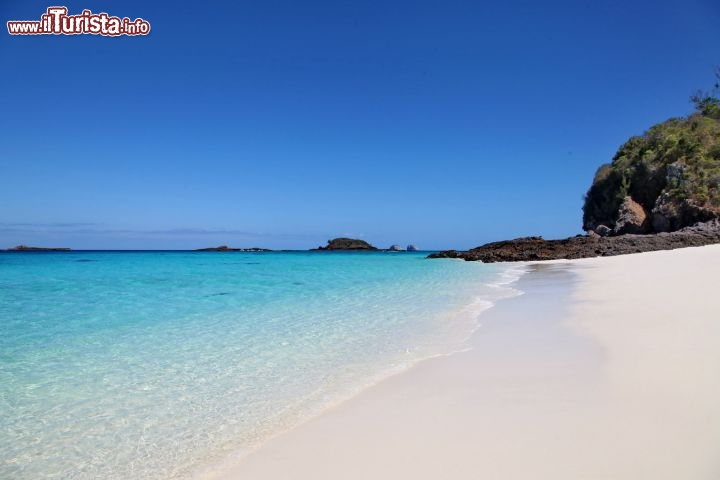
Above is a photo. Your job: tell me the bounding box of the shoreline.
[195,262,528,479]
[204,259,574,479]
[209,245,720,480]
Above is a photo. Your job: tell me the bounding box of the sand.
[209,245,720,480]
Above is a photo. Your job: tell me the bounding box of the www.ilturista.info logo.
[7,7,151,36]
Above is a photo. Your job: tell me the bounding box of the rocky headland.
[430,85,720,262]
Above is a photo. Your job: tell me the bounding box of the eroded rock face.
[650,194,675,232]
[614,196,649,234]
[649,192,719,233]
[389,245,403,251]
[406,245,418,251]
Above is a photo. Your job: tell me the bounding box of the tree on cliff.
[690,67,720,119]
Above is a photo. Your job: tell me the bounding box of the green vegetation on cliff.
[583,72,720,233]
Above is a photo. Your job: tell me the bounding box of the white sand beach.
[211,245,720,480]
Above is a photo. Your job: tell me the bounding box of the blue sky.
[1,0,719,250]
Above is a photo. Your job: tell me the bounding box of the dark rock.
[388,244,404,251]
[595,225,612,237]
[407,244,419,251]
[650,192,718,233]
[428,249,461,259]
[427,220,720,263]
[314,238,377,251]
[651,211,671,233]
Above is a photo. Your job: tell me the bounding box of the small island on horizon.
[5,245,72,252]
[313,238,378,251]
[313,238,420,252]
[195,245,273,252]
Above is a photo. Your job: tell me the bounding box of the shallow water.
[0,251,523,479]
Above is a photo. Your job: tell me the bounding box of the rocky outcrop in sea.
[314,238,377,250]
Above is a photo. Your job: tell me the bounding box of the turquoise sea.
[0,251,523,479]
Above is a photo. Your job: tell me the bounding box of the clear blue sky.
[1,0,719,250]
